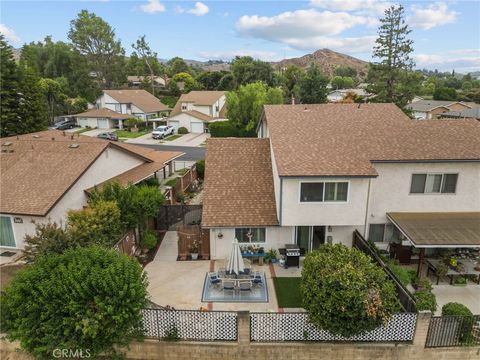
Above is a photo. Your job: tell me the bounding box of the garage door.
[169,120,180,132]
[97,118,110,129]
[77,118,89,128]
[191,121,204,133]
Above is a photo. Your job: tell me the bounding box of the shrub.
[208,120,256,138]
[139,177,160,187]
[388,262,412,286]
[176,191,186,203]
[300,244,400,337]
[441,302,473,317]
[177,126,188,134]
[415,290,437,312]
[142,230,158,250]
[454,276,467,285]
[165,178,178,187]
[164,325,180,341]
[196,160,205,179]
[125,117,141,128]
[0,246,148,359]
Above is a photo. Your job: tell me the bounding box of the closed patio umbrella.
[227,238,245,275]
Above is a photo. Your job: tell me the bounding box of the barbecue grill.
[284,244,300,268]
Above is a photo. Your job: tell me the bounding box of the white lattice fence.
[250,312,417,342]
[142,309,237,341]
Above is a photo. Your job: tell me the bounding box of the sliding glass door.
[295,226,326,252]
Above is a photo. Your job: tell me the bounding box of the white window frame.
[298,180,350,204]
[0,215,17,248]
[234,227,267,244]
[409,173,458,195]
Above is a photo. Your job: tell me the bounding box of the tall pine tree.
[368,5,421,109]
[0,36,20,137]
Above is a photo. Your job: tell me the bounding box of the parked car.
[49,119,77,130]
[97,132,118,141]
[152,125,174,139]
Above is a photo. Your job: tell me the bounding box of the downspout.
[279,178,283,226]
[363,178,372,238]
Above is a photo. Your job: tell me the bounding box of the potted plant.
[188,240,200,260]
[267,249,278,263]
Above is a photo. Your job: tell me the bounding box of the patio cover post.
[416,248,425,278]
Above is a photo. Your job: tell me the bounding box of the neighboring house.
[327,89,371,102]
[0,130,183,249]
[167,91,227,133]
[73,108,131,129]
[202,103,480,260]
[439,107,480,121]
[411,96,424,103]
[127,75,168,89]
[95,89,170,125]
[406,100,473,120]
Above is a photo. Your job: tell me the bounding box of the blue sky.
[1,0,479,72]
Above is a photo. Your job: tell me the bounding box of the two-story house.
[167,91,227,133]
[202,103,480,260]
[406,100,476,120]
[74,90,171,129]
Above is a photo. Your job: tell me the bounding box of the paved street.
[136,144,206,161]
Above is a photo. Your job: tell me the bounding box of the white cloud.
[408,2,458,30]
[176,2,209,16]
[235,9,375,54]
[310,0,392,14]
[140,0,165,14]
[0,24,21,45]
[198,49,279,62]
[414,53,480,72]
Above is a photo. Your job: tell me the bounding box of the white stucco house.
[73,107,132,129]
[167,91,227,133]
[127,75,168,89]
[406,100,475,120]
[327,89,372,102]
[202,103,480,261]
[0,130,182,250]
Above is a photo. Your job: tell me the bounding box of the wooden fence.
[114,230,137,257]
[177,225,210,260]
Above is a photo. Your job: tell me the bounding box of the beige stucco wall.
[281,177,370,227]
[367,162,480,226]
[3,147,144,250]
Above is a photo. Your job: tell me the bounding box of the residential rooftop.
[263,103,480,177]
[405,100,473,112]
[104,89,170,113]
[73,107,131,119]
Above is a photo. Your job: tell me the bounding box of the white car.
[152,125,174,139]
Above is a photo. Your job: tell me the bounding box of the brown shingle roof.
[202,138,278,227]
[73,107,131,119]
[104,89,170,113]
[0,130,181,216]
[406,100,472,112]
[264,103,480,177]
[185,110,213,122]
[170,91,226,117]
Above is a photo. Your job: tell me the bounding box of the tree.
[132,35,157,94]
[217,73,235,90]
[368,5,418,108]
[335,66,357,78]
[226,82,284,131]
[278,65,305,102]
[230,56,275,87]
[0,35,20,137]
[297,63,329,104]
[1,246,148,359]
[166,57,191,76]
[172,72,198,92]
[301,244,400,337]
[68,10,125,88]
[67,200,123,248]
[433,87,457,101]
[196,71,227,90]
[462,81,473,91]
[38,78,65,124]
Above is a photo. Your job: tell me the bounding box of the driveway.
[135,144,205,161]
[126,132,209,147]
[78,129,107,137]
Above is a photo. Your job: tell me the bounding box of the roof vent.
[2,142,12,147]
[33,135,40,138]
[51,137,55,141]
[69,143,80,149]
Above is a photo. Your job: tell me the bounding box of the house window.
[126,104,131,111]
[0,216,16,247]
[235,228,266,243]
[300,182,348,202]
[410,173,458,194]
[114,104,121,113]
[368,224,400,243]
[181,104,187,111]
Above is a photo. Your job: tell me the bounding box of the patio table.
[426,259,480,285]
[241,252,264,265]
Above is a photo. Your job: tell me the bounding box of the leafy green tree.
[1,246,148,359]
[335,66,357,78]
[68,10,125,88]
[196,71,228,90]
[433,87,457,101]
[68,200,123,248]
[231,56,275,87]
[297,63,329,104]
[277,64,305,102]
[0,35,20,137]
[172,72,198,92]
[462,81,473,91]
[168,80,181,96]
[301,244,400,337]
[368,5,419,108]
[166,57,191,76]
[132,35,158,94]
[227,81,284,131]
[39,78,66,124]
[331,76,354,90]
[217,73,235,90]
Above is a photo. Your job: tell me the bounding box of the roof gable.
[103,89,169,113]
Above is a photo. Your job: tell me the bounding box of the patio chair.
[251,271,263,287]
[222,280,235,297]
[239,281,252,297]
[209,272,221,287]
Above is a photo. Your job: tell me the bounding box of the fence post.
[413,311,432,347]
[237,311,250,346]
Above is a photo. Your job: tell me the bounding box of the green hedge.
[441,302,473,317]
[208,120,256,137]
[196,160,205,179]
[178,127,189,134]
[415,290,437,312]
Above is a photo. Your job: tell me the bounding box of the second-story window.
[300,182,348,202]
[114,104,121,113]
[410,173,458,194]
[181,104,187,111]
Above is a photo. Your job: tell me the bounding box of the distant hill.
[272,49,369,78]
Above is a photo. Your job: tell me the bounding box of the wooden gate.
[177,225,210,260]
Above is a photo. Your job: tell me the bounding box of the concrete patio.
[432,284,480,315]
[144,231,279,312]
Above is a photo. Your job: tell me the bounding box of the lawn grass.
[115,129,151,138]
[273,277,303,308]
[164,134,183,141]
[74,128,92,134]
